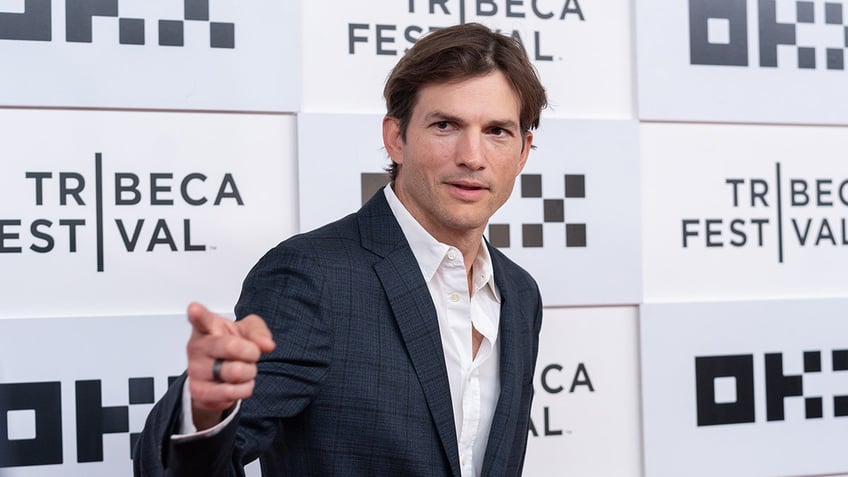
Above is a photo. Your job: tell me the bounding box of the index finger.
[187,302,237,337]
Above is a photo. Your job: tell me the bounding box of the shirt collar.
[383,185,501,302]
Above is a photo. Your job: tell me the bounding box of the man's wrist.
[173,378,240,442]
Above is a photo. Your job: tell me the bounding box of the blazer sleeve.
[132,241,334,476]
[132,373,243,477]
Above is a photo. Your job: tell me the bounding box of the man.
[134,22,547,477]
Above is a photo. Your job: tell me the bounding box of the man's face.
[383,70,532,246]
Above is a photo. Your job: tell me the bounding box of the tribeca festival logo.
[0,0,235,48]
[0,376,177,467]
[0,152,244,271]
[681,162,848,263]
[695,349,848,426]
[347,0,586,61]
[529,361,594,437]
[689,0,848,70]
[359,172,588,249]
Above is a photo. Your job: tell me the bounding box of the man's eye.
[490,127,508,136]
[434,121,450,130]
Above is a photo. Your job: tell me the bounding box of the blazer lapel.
[359,192,462,477]
[480,250,525,476]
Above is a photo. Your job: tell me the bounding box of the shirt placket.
[443,248,478,476]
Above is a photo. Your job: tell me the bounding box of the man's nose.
[456,132,485,170]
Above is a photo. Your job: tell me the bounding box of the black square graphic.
[797,1,815,22]
[835,396,848,417]
[825,2,844,24]
[211,22,235,49]
[544,199,564,223]
[522,224,543,247]
[804,351,821,373]
[521,174,542,198]
[565,174,585,198]
[805,397,823,419]
[833,349,848,370]
[488,224,510,248]
[128,378,155,405]
[130,433,141,459]
[159,20,184,46]
[798,47,816,69]
[566,223,586,247]
[185,0,210,21]
[828,48,845,70]
[360,172,389,205]
[119,18,144,45]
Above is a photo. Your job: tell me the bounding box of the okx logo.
[689,0,848,70]
[489,173,587,248]
[0,152,244,271]
[695,350,848,426]
[0,376,177,467]
[0,0,235,48]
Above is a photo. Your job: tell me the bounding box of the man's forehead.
[411,72,521,117]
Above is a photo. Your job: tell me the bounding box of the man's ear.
[517,131,533,175]
[382,116,404,165]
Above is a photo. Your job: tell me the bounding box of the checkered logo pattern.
[488,174,587,249]
[0,0,235,47]
[792,0,848,69]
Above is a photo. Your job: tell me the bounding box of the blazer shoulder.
[264,191,404,261]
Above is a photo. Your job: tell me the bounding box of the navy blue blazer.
[133,191,543,476]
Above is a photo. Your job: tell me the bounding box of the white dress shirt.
[384,185,502,477]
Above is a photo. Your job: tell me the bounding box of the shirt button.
[447,250,457,261]
[449,292,460,302]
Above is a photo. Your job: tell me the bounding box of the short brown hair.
[383,22,548,182]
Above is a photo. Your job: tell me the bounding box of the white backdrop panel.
[0,0,298,111]
[296,112,388,233]
[0,110,298,318]
[298,114,641,306]
[0,314,261,476]
[637,0,848,124]
[300,0,634,119]
[641,299,848,477]
[642,122,848,303]
[524,306,643,477]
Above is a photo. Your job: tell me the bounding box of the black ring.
[212,358,225,383]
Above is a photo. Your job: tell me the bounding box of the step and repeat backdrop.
[0,1,846,476]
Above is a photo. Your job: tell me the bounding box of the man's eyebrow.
[423,111,464,124]
[487,119,520,131]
